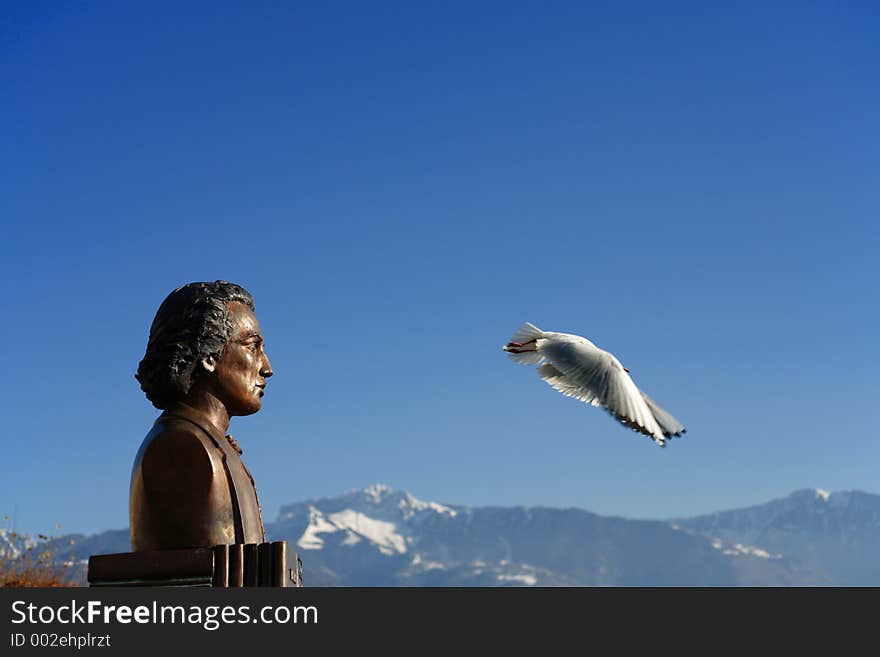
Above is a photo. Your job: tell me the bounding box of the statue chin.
[231,399,262,417]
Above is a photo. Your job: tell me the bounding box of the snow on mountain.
[710,539,779,559]
[278,484,460,557]
[297,506,407,555]
[296,507,341,550]
[497,573,538,586]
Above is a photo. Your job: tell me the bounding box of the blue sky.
[2,1,878,536]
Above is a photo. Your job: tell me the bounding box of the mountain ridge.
[5,485,875,586]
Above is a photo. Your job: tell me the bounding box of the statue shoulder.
[130,415,236,550]
[135,418,220,490]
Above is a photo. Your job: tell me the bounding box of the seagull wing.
[640,391,686,438]
[536,362,602,406]
[537,336,667,445]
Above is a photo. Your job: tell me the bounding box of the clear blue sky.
[2,1,878,536]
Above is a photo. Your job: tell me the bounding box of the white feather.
[502,322,546,365]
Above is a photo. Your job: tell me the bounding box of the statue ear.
[201,356,217,373]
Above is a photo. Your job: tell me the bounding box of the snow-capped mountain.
[675,488,880,585]
[277,484,458,555]
[21,485,880,585]
[265,484,830,586]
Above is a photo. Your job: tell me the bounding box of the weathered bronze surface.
[87,542,303,587]
[130,281,273,552]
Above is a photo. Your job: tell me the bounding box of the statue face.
[210,301,274,416]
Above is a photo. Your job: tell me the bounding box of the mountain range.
[4,485,879,586]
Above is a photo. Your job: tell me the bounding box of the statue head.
[136,281,273,414]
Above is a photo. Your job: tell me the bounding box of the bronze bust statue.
[130,281,273,551]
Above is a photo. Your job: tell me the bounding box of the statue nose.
[260,354,273,378]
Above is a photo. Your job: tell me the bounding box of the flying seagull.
[503,322,685,447]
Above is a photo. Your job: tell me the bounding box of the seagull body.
[503,322,685,447]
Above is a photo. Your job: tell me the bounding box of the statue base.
[87,541,303,587]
